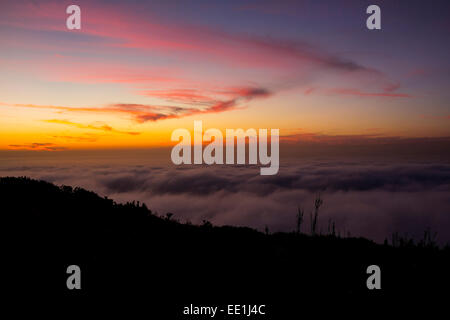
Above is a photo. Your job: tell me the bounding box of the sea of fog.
[1,149,450,244]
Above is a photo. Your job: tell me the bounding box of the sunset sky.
[1,0,449,150]
[1,0,450,243]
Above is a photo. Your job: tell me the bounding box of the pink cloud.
[1,1,408,105]
[301,85,410,98]
[2,1,375,73]
[329,88,411,98]
[0,85,271,123]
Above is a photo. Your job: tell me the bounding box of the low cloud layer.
[1,159,450,244]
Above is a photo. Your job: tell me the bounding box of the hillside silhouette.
[3,176,449,315]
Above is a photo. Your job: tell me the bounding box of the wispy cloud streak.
[0,85,271,123]
[43,119,140,135]
[8,143,66,151]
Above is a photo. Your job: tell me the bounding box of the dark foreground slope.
[2,177,449,315]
